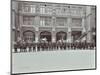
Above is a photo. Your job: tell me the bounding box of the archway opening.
[23,30,35,43]
[71,31,82,42]
[40,31,52,42]
[56,31,67,41]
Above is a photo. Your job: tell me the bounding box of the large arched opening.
[56,31,67,41]
[71,31,82,42]
[40,31,52,42]
[23,30,35,43]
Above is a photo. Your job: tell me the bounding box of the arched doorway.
[56,31,67,41]
[40,31,51,42]
[23,30,35,43]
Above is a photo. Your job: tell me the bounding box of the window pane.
[23,16,35,25]
[72,18,82,26]
[40,5,52,14]
[40,17,51,26]
[56,17,67,26]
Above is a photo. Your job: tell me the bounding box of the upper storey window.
[20,3,36,13]
[56,17,67,26]
[55,6,69,15]
[23,16,35,25]
[91,7,96,14]
[40,17,52,26]
[40,5,52,14]
[70,6,85,16]
[56,7,61,15]
[91,6,96,28]
[23,5,31,12]
[72,18,82,26]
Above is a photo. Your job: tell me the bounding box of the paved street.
[12,50,95,74]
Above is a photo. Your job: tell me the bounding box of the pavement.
[12,50,96,74]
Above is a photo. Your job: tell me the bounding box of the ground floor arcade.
[16,27,94,44]
[12,27,96,52]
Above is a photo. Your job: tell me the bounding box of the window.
[40,6,45,14]
[72,18,82,26]
[23,16,35,25]
[22,4,36,13]
[23,5,31,12]
[30,5,36,13]
[40,17,51,26]
[40,5,52,14]
[12,12,15,29]
[56,6,69,15]
[45,6,52,14]
[56,7,62,15]
[56,17,67,26]
[71,7,84,16]
[71,9,78,15]
[62,8,67,14]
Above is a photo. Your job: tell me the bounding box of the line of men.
[13,42,96,53]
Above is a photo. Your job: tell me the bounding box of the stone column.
[35,27,39,43]
[34,16,40,52]
[67,18,72,43]
[51,15,56,43]
[35,32,39,43]
[35,16,40,26]
[52,28,56,43]
[19,14,23,26]
[15,14,18,42]
[18,14,23,41]
[82,17,86,33]
[86,6,92,43]
[35,27,39,52]
[52,16,56,26]
[35,5,40,26]
[67,28,72,43]
[81,17,86,42]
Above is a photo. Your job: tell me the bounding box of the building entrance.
[71,31,82,42]
[40,31,52,42]
[23,30,35,43]
[56,31,67,42]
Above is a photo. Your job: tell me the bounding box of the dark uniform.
[48,42,52,51]
[63,43,66,50]
[32,43,36,52]
[37,43,41,51]
[19,43,23,52]
[28,44,32,52]
[14,44,18,53]
[52,43,56,50]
